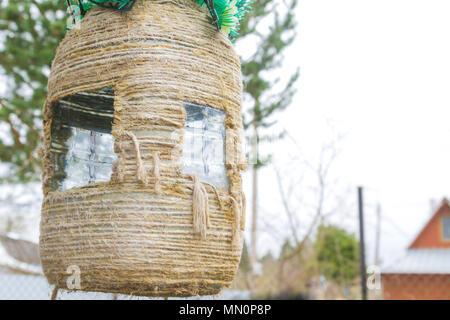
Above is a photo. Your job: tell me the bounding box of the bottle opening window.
[182,103,228,190]
[49,89,117,191]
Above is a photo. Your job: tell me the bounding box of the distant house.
[382,198,450,300]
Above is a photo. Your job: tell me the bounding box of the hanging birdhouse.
[39,0,249,297]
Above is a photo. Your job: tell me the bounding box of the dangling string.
[191,175,209,240]
[115,139,125,182]
[51,285,59,300]
[230,196,241,247]
[203,181,224,211]
[240,191,246,231]
[123,131,148,185]
[152,151,161,195]
[204,184,211,229]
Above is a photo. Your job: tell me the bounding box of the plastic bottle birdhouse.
[39,0,248,297]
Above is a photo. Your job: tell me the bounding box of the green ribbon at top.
[64,0,252,38]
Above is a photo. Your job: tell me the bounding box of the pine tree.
[0,0,66,182]
[236,0,299,266]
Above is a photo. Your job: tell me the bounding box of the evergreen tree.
[314,225,360,284]
[0,0,66,182]
[236,0,299,265]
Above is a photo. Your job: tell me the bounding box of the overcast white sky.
[241,0,450,266]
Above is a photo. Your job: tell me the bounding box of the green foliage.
[235,0,299,168]
[0,0,66,182]
[314,224,360,284]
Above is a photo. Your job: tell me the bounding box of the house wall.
[382,273,450,300]
[409,202,450,248]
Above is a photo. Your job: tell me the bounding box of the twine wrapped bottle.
[39,0,246,297]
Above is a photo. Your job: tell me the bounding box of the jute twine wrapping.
[39,0,246,297]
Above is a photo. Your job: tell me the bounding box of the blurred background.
[0,0,449,300]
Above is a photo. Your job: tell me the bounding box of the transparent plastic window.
[50,95,228,192]
[182,103,229,190]
[50,90,116,191]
